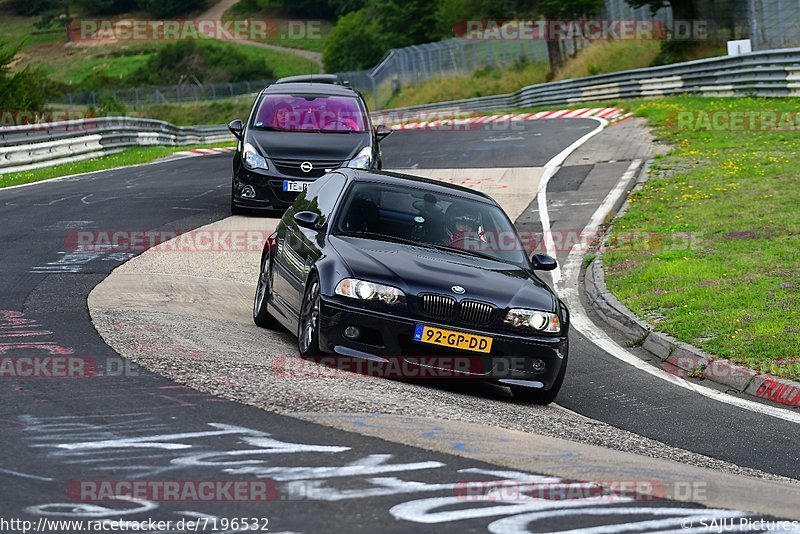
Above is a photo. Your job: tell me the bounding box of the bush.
[75,0,137,15]
[323,9,385,72]
[0,41,57,112]
[127,41,274,86]
[9,0,55,16]
[137,0,206,17]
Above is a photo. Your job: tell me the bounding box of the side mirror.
[530,253,557,271]
[228,119,244,139]
[375,124,393,141]
[293,211,320,229]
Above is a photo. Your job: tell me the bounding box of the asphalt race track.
[0,118,797,531]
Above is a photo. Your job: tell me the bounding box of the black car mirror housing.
[375,124,393,141]
[530,253,558,271]
[294,211,320,229]
[228,119,244,139]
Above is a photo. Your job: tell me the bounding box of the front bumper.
[233,169,309,211]
[318,296,568,388]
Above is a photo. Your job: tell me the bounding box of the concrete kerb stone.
[703,359,757,393]
[581,157,800,409]
[642,331,677,361]
[585,252,650,343]
[745,375,800,407]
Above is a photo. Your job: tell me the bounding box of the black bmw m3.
[253,169,570,404]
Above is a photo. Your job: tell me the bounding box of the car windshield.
[252,93,367,133]
[332,181,529,267]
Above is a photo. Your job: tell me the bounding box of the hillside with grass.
[385,39,724,109]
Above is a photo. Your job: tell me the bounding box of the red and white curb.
[169,109,635,158]
[389,108,631,130]
[173,146,235,157]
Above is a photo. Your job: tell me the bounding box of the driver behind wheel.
[444,203,484,248]
[322,100,360,131]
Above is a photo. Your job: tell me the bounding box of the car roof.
[346,169,497,206]
[275,74,344,85]
[262,82,359,98]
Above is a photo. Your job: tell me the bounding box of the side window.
[316,173,347,220]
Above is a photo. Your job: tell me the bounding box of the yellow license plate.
[413,324,493,353]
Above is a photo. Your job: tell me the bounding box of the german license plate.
[413,324,493,353]
[283,180,310,192]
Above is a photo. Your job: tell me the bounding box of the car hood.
[330,236,556,311]
[248,129,367,162]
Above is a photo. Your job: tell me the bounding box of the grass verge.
[0,141,235,189]
[601,96,799,379]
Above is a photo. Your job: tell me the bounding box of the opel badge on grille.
[300,161,313,173]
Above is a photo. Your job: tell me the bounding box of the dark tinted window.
[332,181,528,267]
[252,94,366,132]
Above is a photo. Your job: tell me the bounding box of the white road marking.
[549,159,800,425]
[536,118,609,284]
[0,468,54,481]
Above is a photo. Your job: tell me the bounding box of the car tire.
[511,352,568,405]
[253,251,281,329]
[298,274,323,357]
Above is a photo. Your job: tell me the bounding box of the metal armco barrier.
[4,47,800,175]
[0,117,229,175]
[370,47,800,118]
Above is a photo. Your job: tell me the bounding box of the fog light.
[531,358,546,373]
[241,185,256,199]
[344,326,360,339]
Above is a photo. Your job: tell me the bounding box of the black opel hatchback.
[227,82,391,214]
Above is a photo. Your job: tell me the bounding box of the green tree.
[536,0,604,72]
[75,0,137,15]
[625,0,697,21]
[323,9,386,71]
[369,0,439,47]
[9,0,54,16]
[0,41,56,113]
[137,0,205,17]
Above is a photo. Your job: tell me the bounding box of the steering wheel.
[448,234,484,249]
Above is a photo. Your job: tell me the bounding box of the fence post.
[370,74,378,110]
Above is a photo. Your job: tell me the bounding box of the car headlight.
[243,143,268,170]
[335,278,405,305]
[347,146,371,169]
[504,309,561,333]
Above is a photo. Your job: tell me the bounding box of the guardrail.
[4,47,800,176]
[0,117,229,175]
[370,47,800,120]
